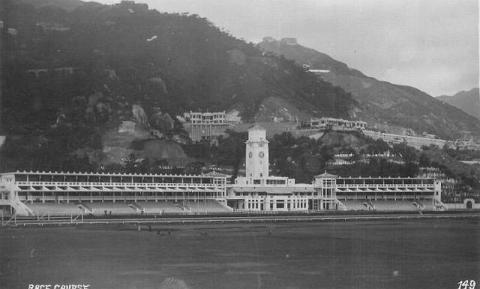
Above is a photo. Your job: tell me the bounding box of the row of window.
[244,199,309,210]
[14,174,223,184]
[336,178,435,185]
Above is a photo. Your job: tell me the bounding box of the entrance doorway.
[466,200,473,209]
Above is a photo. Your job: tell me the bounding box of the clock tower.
[245,125,269,179]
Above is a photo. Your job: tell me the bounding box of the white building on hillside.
[181,111,231,142]
[310,117,366,131]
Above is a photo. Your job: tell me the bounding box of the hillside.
[438,88,480,120]
[0,0,358,171]
[17,0,84,11]
[258,38,480,140]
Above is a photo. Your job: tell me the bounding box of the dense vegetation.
[187,130,479,194]
[0,0,357,171]
[0,1,478,200]
[196,130,419,182]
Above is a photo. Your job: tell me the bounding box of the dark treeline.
[1,0,357,171]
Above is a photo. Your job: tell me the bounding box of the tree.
[215,130,247,177]
[392,143,417,163]
[419,153,431,167]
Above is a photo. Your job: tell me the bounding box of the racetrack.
[1,218,479,289]
[3,211,480,227]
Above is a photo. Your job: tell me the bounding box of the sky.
[100,0,479,96]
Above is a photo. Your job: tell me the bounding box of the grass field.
[1,219,479,289]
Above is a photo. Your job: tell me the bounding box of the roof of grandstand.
[2,170,227,179]
[314,171,435,180]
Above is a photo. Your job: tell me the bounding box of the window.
[266,179,286,185]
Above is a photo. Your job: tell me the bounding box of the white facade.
[363,130,450,149]
[181,111,231,142]
[228,125,443,212]
[310,117,367,131]
[245,125,269,179]
[0,171,228,217]
[229,125,313,212]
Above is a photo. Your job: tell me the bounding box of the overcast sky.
[101,0,479,96]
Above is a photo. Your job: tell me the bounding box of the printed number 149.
[458,280,476,289]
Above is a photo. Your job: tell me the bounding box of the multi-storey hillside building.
[453,138,480,151]
[326,151,404,167]
[181,111,235,142]
[363,130,450,149]
[309,117,367,131]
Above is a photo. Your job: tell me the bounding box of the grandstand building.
[227,125,443,212]
[228,125,317,211]
[0,171,230,217]
[0,125,446,217]
[332,175,443,211]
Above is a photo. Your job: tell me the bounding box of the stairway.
[129,202,144,213]
[334,199,347,211]
[11,200,34,216]
[78,203,92,214]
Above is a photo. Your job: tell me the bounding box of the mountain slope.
[18,0,84,11]
[258,38,480,139]
[0,1,358,171]
[438,88,480,120]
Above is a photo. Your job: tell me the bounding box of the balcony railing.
[16,181,223,189]
[336,184,434,189]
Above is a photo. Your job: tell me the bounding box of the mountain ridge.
[438,88,480,120]
[258,38,480,140]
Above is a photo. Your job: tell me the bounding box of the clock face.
[248,152,253,158]
[259,152,264,158]
[259,142,264,147]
